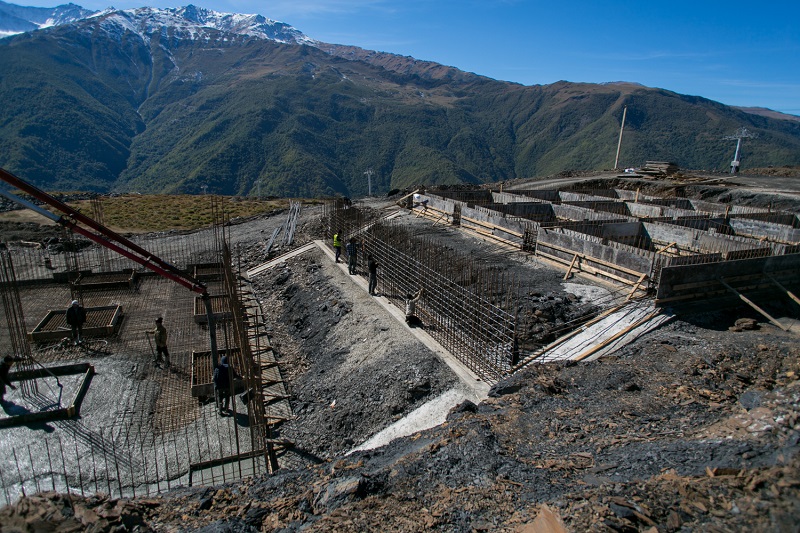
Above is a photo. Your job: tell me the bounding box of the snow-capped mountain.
[0,1,315,45]
[0,0,94,37]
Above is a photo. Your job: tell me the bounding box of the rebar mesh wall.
[0,204,276,506]
[326,204,516,382]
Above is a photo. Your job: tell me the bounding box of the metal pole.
[731,137,742,174]
[203,294,220,368]
[614,105,627,169]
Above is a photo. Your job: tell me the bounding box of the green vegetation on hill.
[67,195,293,232]
[0,22,799,198]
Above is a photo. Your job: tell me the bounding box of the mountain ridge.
[0,0,94,36]
[1,3,799,196]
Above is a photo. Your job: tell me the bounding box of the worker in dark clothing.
[65,299,87,345]
[213,355,237,415]
[345,237,359,275]
[367,255,379,296]
[0,355,23,402]
[149,317,170,367]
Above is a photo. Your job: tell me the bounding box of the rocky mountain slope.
[1,4,799,197]
[0,0,93,36]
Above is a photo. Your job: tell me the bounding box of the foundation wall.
[551,204,630,222]
[642,221,765,255]
[733,212,799,227]
[537,227,653,282]
[426,195,459,216]
[626,202,709,219]
[460,205,533,246]
[493,190,559,204]
[656,253,800,304]
[689,199,770,215]
[430,190,492,206]
[488,202,555,222]
[426,189,800,300]
[728,218,800,243]
[641,198,695,210]
[565,201,629,217]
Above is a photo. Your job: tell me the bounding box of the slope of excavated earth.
[1,195,799,532]
[248,249,462,460]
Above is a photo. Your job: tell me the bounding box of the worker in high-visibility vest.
[333,230,343,263]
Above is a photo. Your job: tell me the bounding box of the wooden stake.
[626,273,648,300]
[656,242,678,254]
[718,278,789,331]
[563,254,579,280]
[767,274,800,307]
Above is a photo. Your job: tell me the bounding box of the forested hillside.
[1,11,799,196]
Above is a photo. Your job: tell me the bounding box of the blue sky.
[23,0,800,114]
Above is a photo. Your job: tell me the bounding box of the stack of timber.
[639,161,679,177]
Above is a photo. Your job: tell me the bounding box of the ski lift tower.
[723,127,756,174]
[364,168,374,196]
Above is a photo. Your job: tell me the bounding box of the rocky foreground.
[2,305,798,532]
[1,193,799,532]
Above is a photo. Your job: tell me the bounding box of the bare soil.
[1,180,799,532]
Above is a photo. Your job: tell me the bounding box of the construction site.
[0,170,799,532]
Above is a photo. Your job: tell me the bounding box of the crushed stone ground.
[1,184,799,532]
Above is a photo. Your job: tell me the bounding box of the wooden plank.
[626,273,648,300]
[574,310,661,362]
[535,249,641,286]
[563,254,579,281]
[656,241,678,254]
[536,240,647,277]
[460,223,522,248]
[719,278,789,331]
[432,211,450,226]
[246,242,316,278]
[460,215,525,238]
[512,304,626,370]
[396,189,420,203]
[767,274,800,306]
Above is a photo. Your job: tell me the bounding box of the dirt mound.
[746,166,800,178]
[249,249,460,460]
[20,308,791,532]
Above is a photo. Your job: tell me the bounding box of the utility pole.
[364,168,374,196]
[614,105,627,169]
[723,127,756,174]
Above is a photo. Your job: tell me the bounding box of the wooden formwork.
[71,270,137,291]
[193,294,232,324]
[190,348,242,399]
[191,262,223,282]
[28,305,123,343]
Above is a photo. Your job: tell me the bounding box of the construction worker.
[213,355,237,415]
[66,299,86,345]
[368,255,379,295]
[149,317,170,367]
[405,288,424,327]
[0,355,23,402]
[333,229,343,263]
[346,237,359,274]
